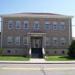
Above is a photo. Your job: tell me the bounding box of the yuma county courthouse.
[0,13,72,58]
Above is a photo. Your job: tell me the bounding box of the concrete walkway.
[30,58,46,63]
[0,58,75,64]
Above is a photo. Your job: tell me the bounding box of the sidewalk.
[0,59,75,64]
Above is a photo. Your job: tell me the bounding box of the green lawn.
[45,56,75,61]
[0,56,29,61]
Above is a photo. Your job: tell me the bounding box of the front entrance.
[31,37,43,58]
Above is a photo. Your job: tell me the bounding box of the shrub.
[68,40,75,57]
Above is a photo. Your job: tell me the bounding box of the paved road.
[0,63,75,75]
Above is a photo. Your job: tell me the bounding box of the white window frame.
[16,21,21,29]
[7,36,13,45]
[23,21,29,30]
[60,37,66,45]
[23,36,28,45]
[45,21,50,30]
[45,36,50,46]
[53,22,58,30]
[8,20,13,30]
[59,22,65,30]
[15,36,20,45]
[53,37,58,45]
[33,21,40,30]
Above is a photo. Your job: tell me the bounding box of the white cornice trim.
[0,14,73,18]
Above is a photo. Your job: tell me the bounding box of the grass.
[1,55,75,61]
[0,56,29,61]
[0,48,4,50]
[45,56,75,61]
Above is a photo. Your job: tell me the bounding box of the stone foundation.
[1,48,29,56]
[0,48,68,56]
[45,49,68,56]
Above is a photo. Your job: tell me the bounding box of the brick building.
[0,13,72,58]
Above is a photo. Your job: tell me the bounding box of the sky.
[0,0,75,37]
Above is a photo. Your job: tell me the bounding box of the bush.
[68,40,75,57]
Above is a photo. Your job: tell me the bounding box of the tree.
[68,40,75,57]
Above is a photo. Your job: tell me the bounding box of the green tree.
[68,40,75,57]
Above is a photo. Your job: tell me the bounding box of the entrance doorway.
[31,37,43,58]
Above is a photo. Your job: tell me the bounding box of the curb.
[0,61,75,64]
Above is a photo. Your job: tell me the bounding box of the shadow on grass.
[59,56,75,60]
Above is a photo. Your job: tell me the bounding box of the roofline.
[0,15,73,18]
[0,13,73,19]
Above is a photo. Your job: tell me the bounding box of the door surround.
[31,37,42,48]
[31,37,43,58]
[28,32,46,58]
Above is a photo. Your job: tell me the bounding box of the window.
[15,36,20,45]
[54,51,57,54]
[62,51,65,54]
[23,37,28,45]
[7,50,11,53]
[23,21,29,30]
[59,22,65,30]
[45,21,50,30]
[60,37,66,45]
[45,37,50,46]
[53,22,58,30]
[7,36,13,45]
[16,21,21,29]
[53,25,57,30]
[53,37,58,46]
[33,21,40,30]
[8,20,13,29]
[45,24,50,30]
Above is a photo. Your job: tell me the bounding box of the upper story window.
[53,22,58,30]
[23,21,29,30]
[33,21,40,30]
[7,36,13,45]
[15,36,20,45]
[45,21,51,30]
[8,20,13,30]
[59,22,65,30]
[16,21,21,29]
